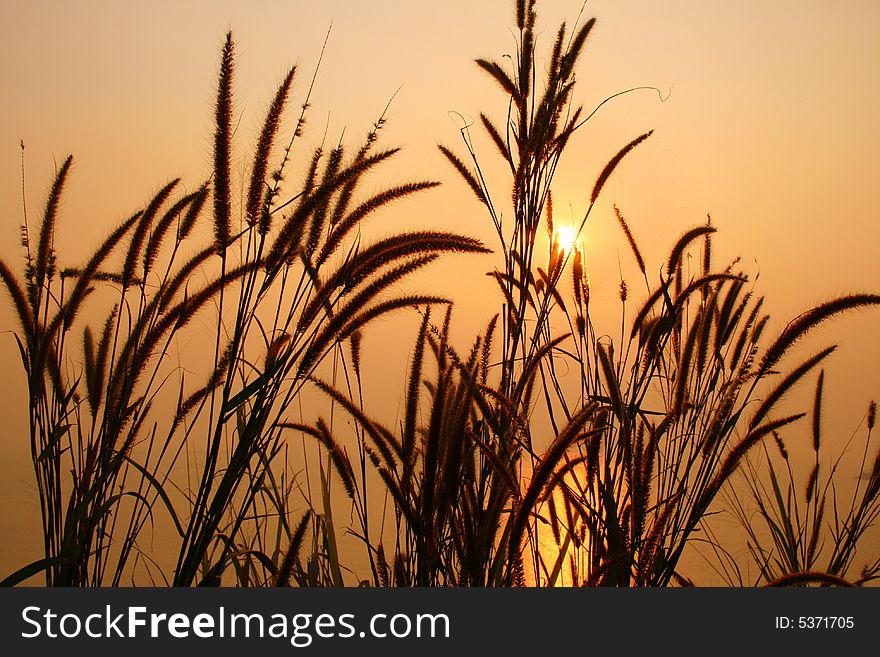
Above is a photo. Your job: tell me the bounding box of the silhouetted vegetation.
[2,0,878,587]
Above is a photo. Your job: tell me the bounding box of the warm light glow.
[555,225,579,254]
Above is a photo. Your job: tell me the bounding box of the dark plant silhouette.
[298,0,880,588]
[1,31,486,587]
[3,1,878,588]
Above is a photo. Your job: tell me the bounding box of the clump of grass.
[301,0,880,589]
[4,0,878,589]
[718,392,880,586]
[2,30,486,587]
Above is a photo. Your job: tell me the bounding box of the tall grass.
[299,0,880,587]
[717,395,880,586]
[3,1,879,587]
[2,31,486,586]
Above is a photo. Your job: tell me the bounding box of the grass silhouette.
[2,0,879,587]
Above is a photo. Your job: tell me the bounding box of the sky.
[1,0,880,582]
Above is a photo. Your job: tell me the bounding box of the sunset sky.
[2,0,879,581]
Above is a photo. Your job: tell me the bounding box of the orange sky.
[2,0,880,582]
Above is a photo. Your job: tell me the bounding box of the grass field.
[2,0,879,587]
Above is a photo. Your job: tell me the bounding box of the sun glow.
[555,225,579,255]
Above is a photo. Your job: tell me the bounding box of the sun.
[554,225,579,255]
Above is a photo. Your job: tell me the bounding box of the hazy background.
[2,0,879,583]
